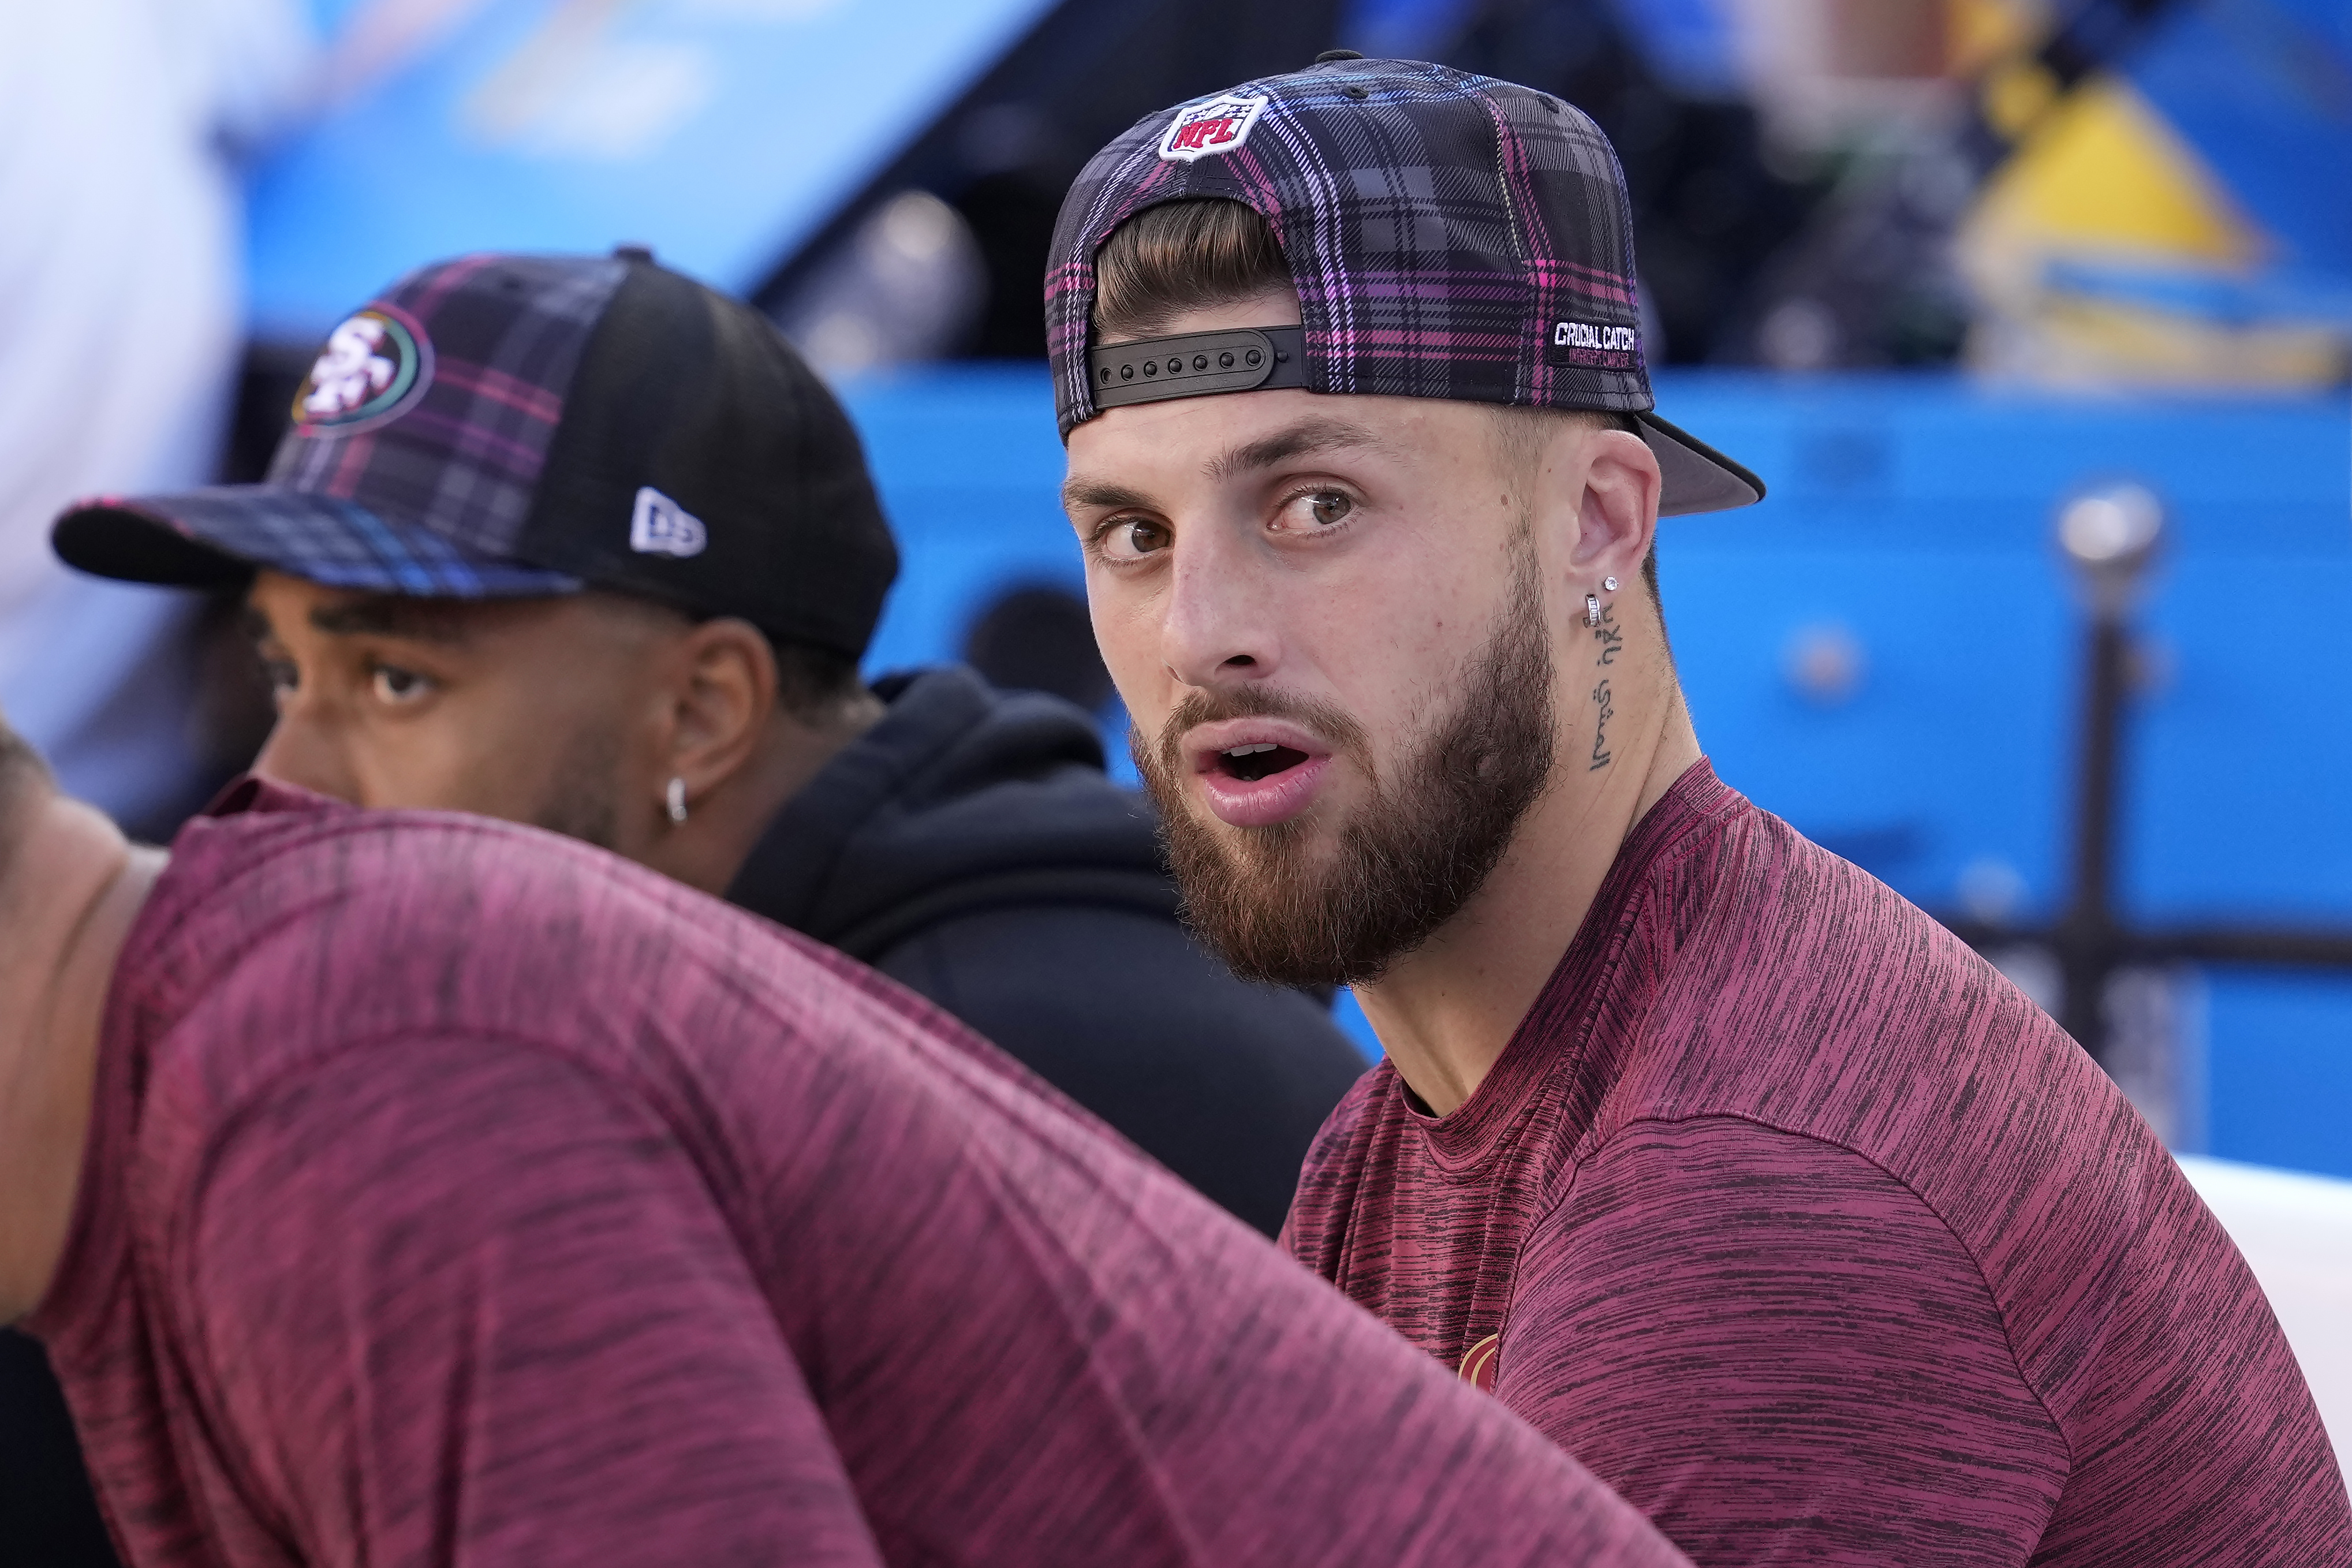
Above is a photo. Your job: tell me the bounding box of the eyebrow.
[1207,416,1391,481]
[1060,477,1158,516]
[304,595,476,645]
[1061,416,1394,518]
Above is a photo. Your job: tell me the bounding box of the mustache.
[1148,685,1374,783]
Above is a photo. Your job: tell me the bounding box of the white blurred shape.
[461,0,714,162]
[2105,965,2206,1152]
[0,0,314,825]
[1986,942,2059,1013]
[512,40,712,160]
[2058,484,2163,568]
[1958,857,2030,925]
[1760,296,1839,370]
[2178,1156,2352,1482]
[774,190,984,377]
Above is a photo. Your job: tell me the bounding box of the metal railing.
[1934,483,2352,1069]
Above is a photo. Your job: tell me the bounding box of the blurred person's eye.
[1094,516,1171,563]
[261,658,298,699]
[369,663,436,705]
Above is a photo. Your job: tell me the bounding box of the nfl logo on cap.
[1159,92,1268,162]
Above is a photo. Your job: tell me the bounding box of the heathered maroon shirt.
[27,781,1692,1568]
[1285,762,2349,1566]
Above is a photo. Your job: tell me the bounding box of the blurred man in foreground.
[1049,55,2349,1565]
[54,248,1363,1238]
[0,711,1688,1567]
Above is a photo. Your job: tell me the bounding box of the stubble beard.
[1136,536,1559,990]
[532,718,626,853]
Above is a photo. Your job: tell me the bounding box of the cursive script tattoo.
[1589,678,1614,770]
[1590,602,1622,666]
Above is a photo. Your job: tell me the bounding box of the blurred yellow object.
[2014,293,2350,386]
[1957,76,2344,386]
[1980,57,2060,142]
[1948,0,2048,81]
[1978,76,2252,263]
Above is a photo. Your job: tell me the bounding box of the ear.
[1570,428,1661,585]
[661,618,778,799]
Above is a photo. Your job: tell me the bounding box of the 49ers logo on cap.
[290,307,432,432]
[1159,92,1269,162]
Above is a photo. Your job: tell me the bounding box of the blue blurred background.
[5,0,2347,1182]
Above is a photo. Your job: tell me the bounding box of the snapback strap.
[1089,326,1306,410]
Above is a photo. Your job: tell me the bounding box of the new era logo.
[630,487,707,558]
[1158,93,1268,162]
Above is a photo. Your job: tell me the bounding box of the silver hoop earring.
[1584,594,1601,628]
[1603,575,1619,592]
[665,776,688,826]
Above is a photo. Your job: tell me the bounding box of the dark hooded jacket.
[724,665,1369,1236]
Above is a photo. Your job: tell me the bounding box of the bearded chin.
[1138,551,1559,990]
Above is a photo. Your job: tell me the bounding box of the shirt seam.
[1521,1108,2080,1479]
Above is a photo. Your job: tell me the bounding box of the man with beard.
[1050,55,2349,1567]
[0,707,1696,1568]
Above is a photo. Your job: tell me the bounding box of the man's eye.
[370,664,434,704]
[260,658,298,697]
[1276,490,1354,532]
[1098,517,1172,562]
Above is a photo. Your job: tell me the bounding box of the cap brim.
[1638,412,1765,517]
[51,487,582,598]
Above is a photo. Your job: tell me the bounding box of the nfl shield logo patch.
[1158,92,1269,162]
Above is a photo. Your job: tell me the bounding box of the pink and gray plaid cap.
[52,250,898,658]
[1047,55,1764,516]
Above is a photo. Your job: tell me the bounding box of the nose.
[250,699,361,804]
[1159,518,1282,691]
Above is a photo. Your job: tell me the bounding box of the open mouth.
[1216,741,1313,783]
[1182,719,1335,827]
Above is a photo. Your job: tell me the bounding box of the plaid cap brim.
[1638,412,1765,517]
[51,486,583,598]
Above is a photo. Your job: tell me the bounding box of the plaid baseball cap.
[1046,55,1763,516]
[53,250,898,658]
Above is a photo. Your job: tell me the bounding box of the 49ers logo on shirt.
[290,307,432,433]
[1458,1332,1500,1392]
[1158,93,1269,162]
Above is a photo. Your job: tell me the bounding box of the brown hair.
[1092,198,1293,342]
[1091,197,1662,608]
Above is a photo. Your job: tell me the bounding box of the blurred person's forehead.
[251,579,480,633]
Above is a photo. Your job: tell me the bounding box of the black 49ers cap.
[52,249,898,658]
[1047,55,1764,516]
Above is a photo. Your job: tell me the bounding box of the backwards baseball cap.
[1046,55,1763,516]
[53,249,898,658]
